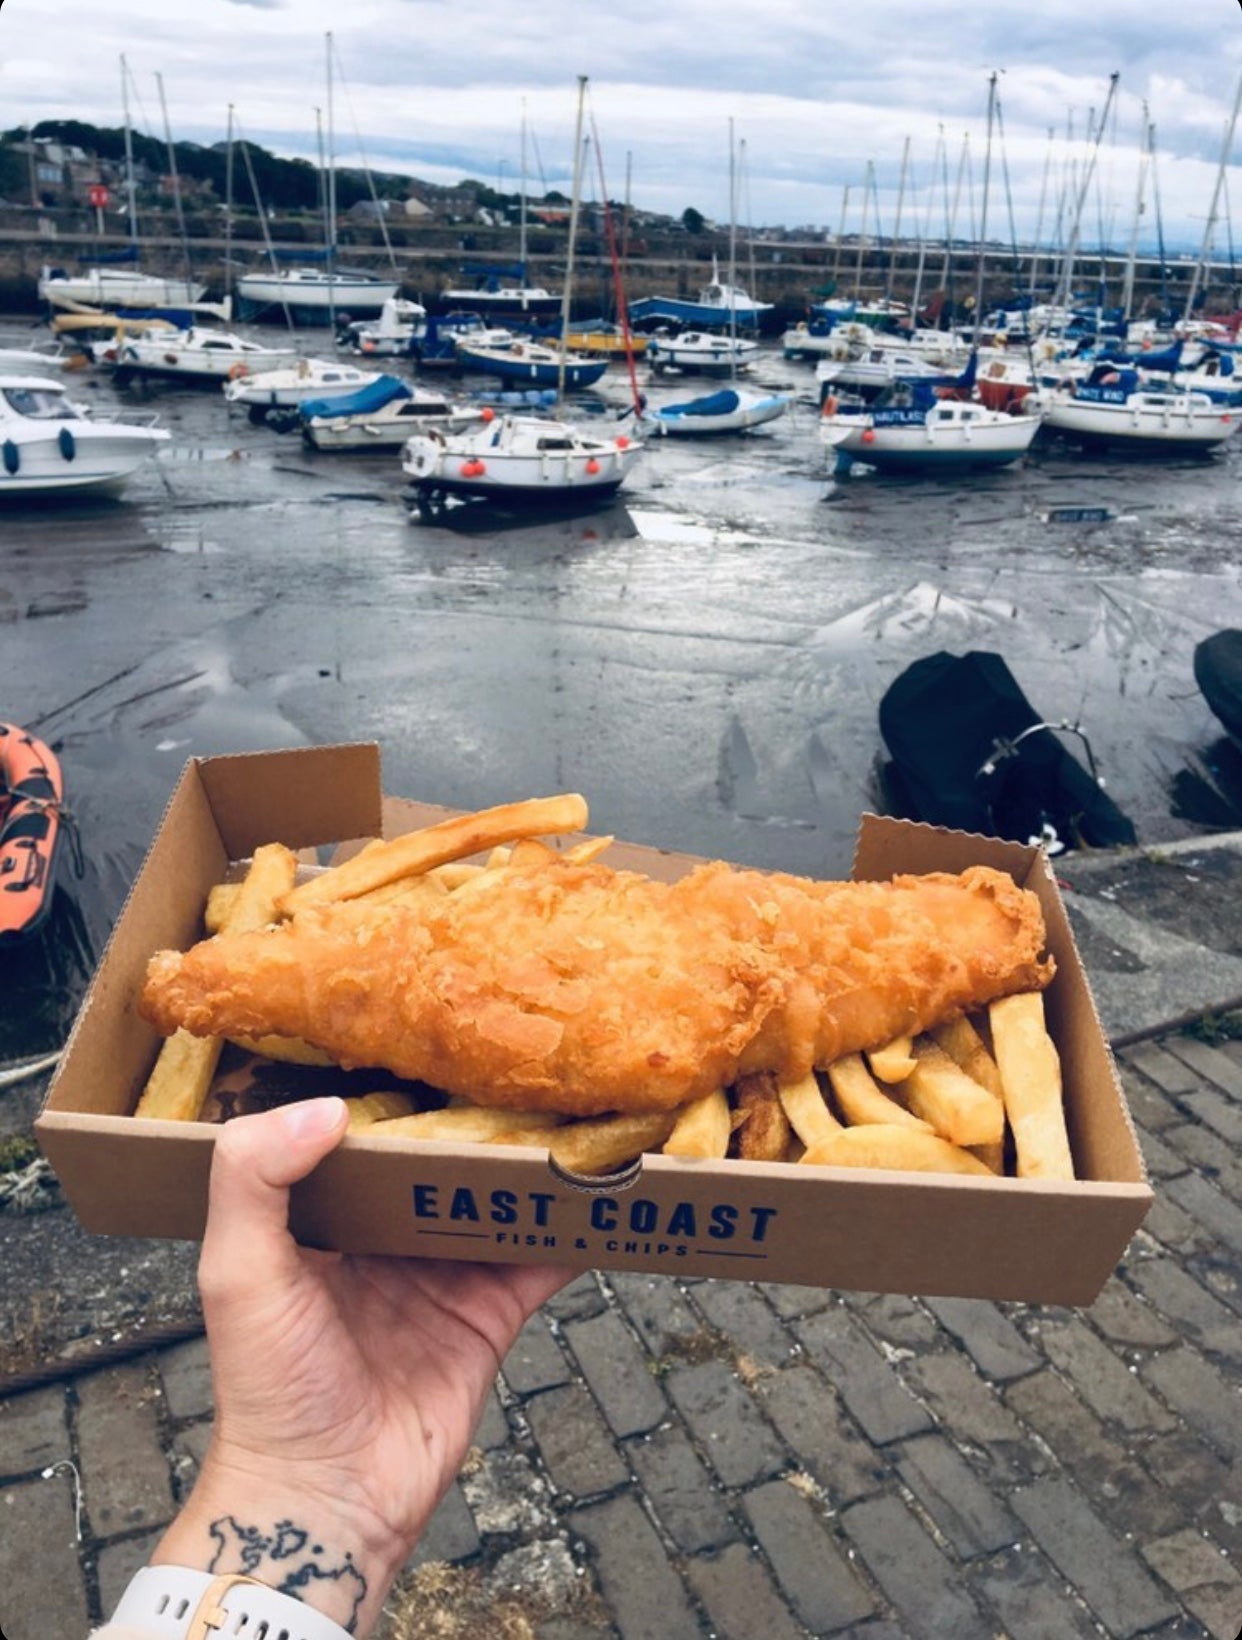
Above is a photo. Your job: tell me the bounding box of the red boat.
[0,723,64,942]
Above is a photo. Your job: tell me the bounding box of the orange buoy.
[0,723,64,943]
[585,458,600,474]
[480,407,496,422]
[861,428,876,444]
[821,395,838,416]
[227,363,249,380]
[615,435,630,449]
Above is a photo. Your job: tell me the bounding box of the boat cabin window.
[3,386,70,420]
[537,437,574,452]
[399,402,446,417]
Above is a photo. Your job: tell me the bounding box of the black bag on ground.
[1193,629,1242,749]
[878,650,1136,851]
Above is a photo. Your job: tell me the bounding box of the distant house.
[402,195,432,220]
[7,136,94,205]
[345,198,391,223]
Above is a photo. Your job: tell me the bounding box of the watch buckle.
[187,1572,266,1639]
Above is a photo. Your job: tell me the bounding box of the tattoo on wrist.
[207,1514,367,1633]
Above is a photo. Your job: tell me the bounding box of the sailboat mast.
[886,135,910,302]
[156,72,193,294]
[854,161,872,298]
[941,134,968,293]
[519,99,528,287]
[972,73,997,342]
[556,74,588,404]
[831,184,850,290]
[120,56,139,248]
[727,119,740,369]
[1121,104,1150,324]
[1028,126,1055,301]
[326,30,337,334]
[1183,68,1242,323]
[728,118,737,323]
[909,126,942,324]
[224,103,234,311]
[1052,72,1120,318]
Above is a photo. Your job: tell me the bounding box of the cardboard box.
[36,743,1152,1305]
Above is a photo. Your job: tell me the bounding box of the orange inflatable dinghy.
[0,723,64,942]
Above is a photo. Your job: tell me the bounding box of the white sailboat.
[38,56,220,319]
[819,388,1043,472]
[110,327,300,384]
[643,123,789,436]
[819,76,1043,476]
[401,77,643,513]
[236,35,400,323]
[441,101,560,318]
[1033,365,1241,454]
[223,357,383,411]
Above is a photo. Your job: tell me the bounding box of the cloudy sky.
[4,0,1241,250]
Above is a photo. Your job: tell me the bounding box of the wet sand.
[4,326,1242,1056]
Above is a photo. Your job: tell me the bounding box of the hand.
[152,1098,571,1635]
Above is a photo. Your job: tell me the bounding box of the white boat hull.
[0,424,168,498]
[822,405,1042,471]
[38,267,208,310]
[304,398,464,450]
[224,363,383,409]
[116,332,301,383]
[1039,395,1239,451]
[401,414,642,503]
[646,391,790,435]
[237,271,400,318]
[649,332,758,376]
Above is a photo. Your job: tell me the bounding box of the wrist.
[105,1566,353,1639]
[152,1444,409,1635]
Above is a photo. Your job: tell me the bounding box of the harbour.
[3,324,1242,1063]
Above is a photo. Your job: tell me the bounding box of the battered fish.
[140,857,1053,1117]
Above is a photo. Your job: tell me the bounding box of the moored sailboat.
[401,77,643,514]
[453,336,608,390]
[1033,365,1240,454]
[223,356,383,411]
[629,257,773,331]
[109,327,300,385]
[642,122,789,437]
[820,378,1043,473]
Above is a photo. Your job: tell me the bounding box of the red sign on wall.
[88,184,110,208]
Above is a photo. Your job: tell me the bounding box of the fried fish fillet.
[140,857,1053,1117]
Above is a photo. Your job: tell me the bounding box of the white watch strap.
[108,1565,352,1640]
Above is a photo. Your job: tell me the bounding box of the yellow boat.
[51,310,179,337]
[562,325,648,359]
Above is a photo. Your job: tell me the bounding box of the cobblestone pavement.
[1,1029,1240,1639]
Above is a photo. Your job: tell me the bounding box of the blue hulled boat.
[629,259,773,332]
[453,337,608,390]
